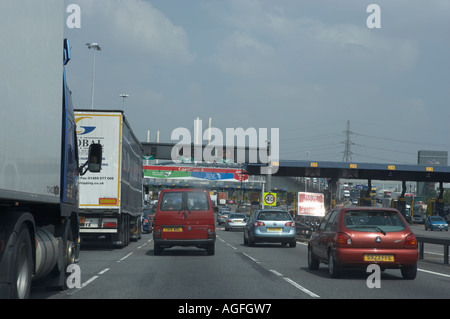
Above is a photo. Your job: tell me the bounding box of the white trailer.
[75,110,144,247]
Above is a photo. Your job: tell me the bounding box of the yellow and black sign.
[263,192,276,206]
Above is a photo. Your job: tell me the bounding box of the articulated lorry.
[0,1,101,298]
[75,110,144,247]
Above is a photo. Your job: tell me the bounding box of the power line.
[341,120,354,162]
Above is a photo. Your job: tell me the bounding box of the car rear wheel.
[328,252,342,278]
[248,235,255,247]
[308,246,320,270]
[401,264,417,280]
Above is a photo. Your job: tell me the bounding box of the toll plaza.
[245,160,450,219]
[142,142,450,220]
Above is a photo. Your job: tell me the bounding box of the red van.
[153,189,216,255]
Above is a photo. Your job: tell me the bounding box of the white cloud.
[208,30,275,77]
[76,0,194,64]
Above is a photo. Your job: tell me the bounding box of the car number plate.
[364,254,394,262]
[163,227,183,232]
[267,227,283,232]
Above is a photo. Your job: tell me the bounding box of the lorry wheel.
[12,226,33,299]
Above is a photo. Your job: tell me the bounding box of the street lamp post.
[86,42,101,109]
[119,94,129,111]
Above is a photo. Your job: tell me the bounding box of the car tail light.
[254,221,265,227]
[405,233,417,248]
[336,232,352,246]
[285,222,295,227]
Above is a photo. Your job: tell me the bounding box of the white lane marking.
[98,268,110,275]
[269,269,283,277]
[81,275,98,289]
[137,242,147,249]
[283,277,320,298]
[242,252,258,263]
[418,268,450,278]
[117,252,133,263]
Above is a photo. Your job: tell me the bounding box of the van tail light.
[254,221,265,227]
[336,232,352,246]
[285,222,295,227]
[208,227,216,239]
[154,227,161,239]
[405,233,417,248]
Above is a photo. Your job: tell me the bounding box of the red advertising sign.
[297,192,325,217]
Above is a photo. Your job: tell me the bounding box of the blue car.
[425,216,448,231]
[142,210,153,234]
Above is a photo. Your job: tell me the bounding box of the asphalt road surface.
[30,221,450,304]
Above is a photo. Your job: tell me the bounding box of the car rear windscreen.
[345,210,406,232]
[257,211,291,221]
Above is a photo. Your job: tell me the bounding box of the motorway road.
[31,224,450,301]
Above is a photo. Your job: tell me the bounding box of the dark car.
[142,211,151,234]
[244,209,296,247]
[308,207,418,279]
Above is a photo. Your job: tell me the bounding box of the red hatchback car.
[308,207,418,279]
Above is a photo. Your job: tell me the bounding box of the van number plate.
[163,227,183,232]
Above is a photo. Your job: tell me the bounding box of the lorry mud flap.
[112,214,129,248]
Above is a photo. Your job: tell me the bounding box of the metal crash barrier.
[416,236,450,264]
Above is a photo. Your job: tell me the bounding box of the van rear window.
[160,192,182,211]
[187,192,210,211]
[160,191,210,211]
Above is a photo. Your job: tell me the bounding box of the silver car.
[225,213,247,231]
[217,211,231,225]
[244,209,296,247]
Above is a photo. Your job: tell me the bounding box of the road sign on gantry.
[263,192,276,206]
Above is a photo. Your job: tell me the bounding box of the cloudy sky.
[64,0,450,165]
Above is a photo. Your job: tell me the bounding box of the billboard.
[143,165,248,182]
[298,192,325,217]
